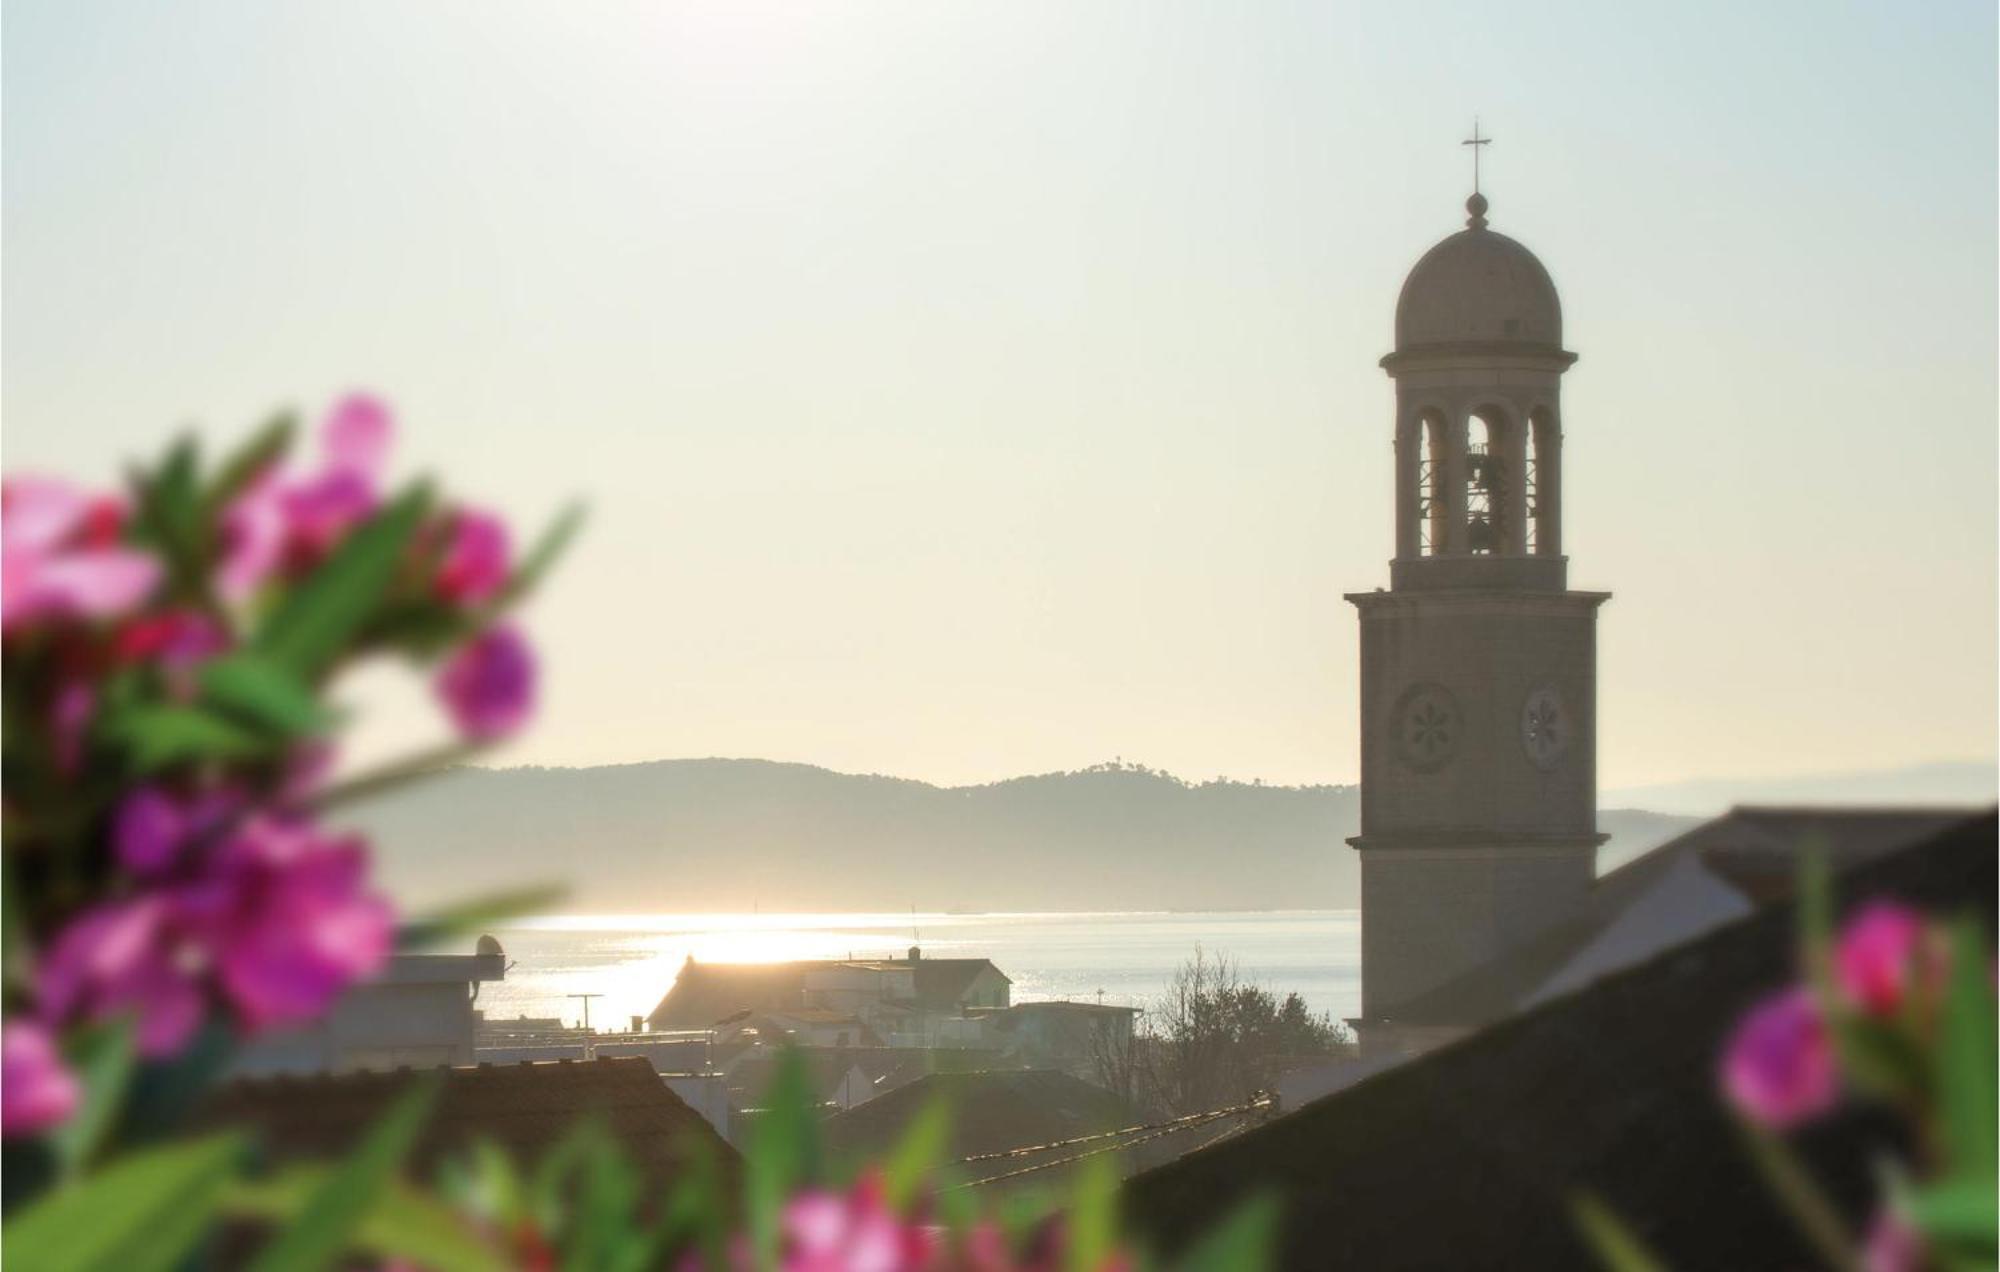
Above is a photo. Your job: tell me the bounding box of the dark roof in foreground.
[200,1057,737,1194]
[1125,811,1996,1270]
[825,1070,1140,1167]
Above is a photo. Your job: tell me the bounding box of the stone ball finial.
[1466,191,1490,229]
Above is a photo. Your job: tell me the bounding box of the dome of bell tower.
[1393,195,1564,352]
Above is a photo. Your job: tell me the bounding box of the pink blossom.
[1720,988,1838,1129]
[436,624,536,741]
[192,820,394,1031]
[114,787,189,875]
[39,817,393,1050]
[1863,1207,1924,1272]
[114,610,230,674]
[2,1020,80,1138]
[322,394,393,481]
[38,896,204,1057]
[218,472,288,602]
[2,477,160,632]
[781,1175,936,1272]
[435,509,512,606]
[281,470,378,566]
[1835,901,1927,1017]
[235,394,399,578]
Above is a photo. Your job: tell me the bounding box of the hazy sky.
[6,2,1995,789]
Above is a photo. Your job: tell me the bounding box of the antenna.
[567,992,604,1032]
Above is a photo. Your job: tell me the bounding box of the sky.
[5,1,1995,790]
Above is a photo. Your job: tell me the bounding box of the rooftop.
[198,1057,737,1195]
[1126,811,1996,1268]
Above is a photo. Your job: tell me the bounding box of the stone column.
[1533,409,1562,556]
[1395,408,1420,559]
[1498,411,1530,555]
[1439,408,1469,555]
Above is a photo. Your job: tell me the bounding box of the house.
[981,1000,1141,1081]
[232,936,508,1075]
[1353,806,1982,1059]
[1123,812,1996,1269]
[645,947,1010,1049]
[199,1057,738,1198]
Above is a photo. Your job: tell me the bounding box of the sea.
[474,911,1362,1032]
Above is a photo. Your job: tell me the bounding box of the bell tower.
[1346,185,1609,1046]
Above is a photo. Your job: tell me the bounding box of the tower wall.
[1347,591,1606,1016]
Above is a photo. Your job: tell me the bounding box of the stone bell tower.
[1346,186,1609,1044]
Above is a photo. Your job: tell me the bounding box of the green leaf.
[747,1048,825,1269]
[246,1073,440,1272]
[395,883,567,951]
[1795,844,1835,992]
[48,1020,137,1180]
[126,438,210,602]
[1827,1014,1930,1106]
[1,1132,245,1272]
[104,703,271,772]
[1569,1192,1670,1272]
[199,652,332,738]
[1904,1175,1999,1252]
[1169,1192,1281,1272]
[203,413,296,514]
[1063,1154,1119,1272]
[487,502,586,615]
[881,1096,951,1210]
[1936,918,1998,1182]
[226,1167,507,1272]
[255,486,430,679]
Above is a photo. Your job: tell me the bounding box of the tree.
[1130,946,1353,1117]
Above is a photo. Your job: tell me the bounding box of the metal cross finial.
[1462,119,1492,194]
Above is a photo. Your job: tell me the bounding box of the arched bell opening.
[1462,404,1530,557]
[1529,405,1561,556]
[1419,409,1449,556]
[1464,410,1500,555]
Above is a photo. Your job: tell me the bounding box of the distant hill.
[347,758,1698,914]
[1603,761,1996,819]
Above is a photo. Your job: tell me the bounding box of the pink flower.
[37,896,204,1056]
[114,610,230,673]
[2,1020,80,1138]
[435,509,511,606]
[1863,1206,1924,1272]
[1,478,160,632]
[192,820,394,1031]
[218,472,288,602]
[216,394,399,594]
[1720,987,1838,1129]
[322,394,392,481]
[281,470,377,566]
[436,624,536,741]
[781,1175,936,1272]
[39,816,393,1050]
[1835,902,1926,1017]
[114,787,189,875]
[110,786,239,877]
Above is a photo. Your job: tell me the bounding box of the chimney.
[908,945,921,963]
[630,1015,644,1034]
